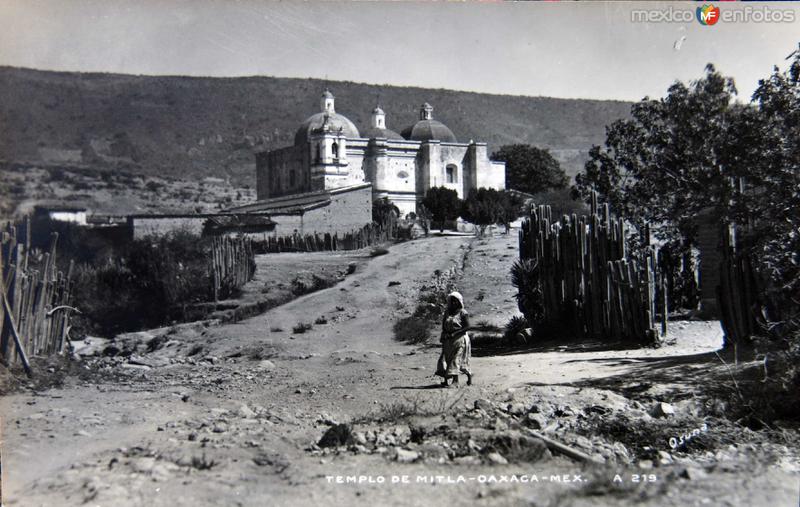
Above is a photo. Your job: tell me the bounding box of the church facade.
[255,91,506,216]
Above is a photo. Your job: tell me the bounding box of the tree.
[416,204,432,236]
[735,48,800,326]
[573,51,800,335]
[572,64,743,246]
[372,197,399,239]
[461,188,499,236]
[421,187,462,232]
[491,144,568,195]
[571,64,747,314]
[496,191,524,233]
[461,188,522,235]
[372,197,399,226]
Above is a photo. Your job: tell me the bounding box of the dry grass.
[393,268,458,344]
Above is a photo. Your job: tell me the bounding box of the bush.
[145,180,164,192]
[393,268,457,344]
[503,315,531,344]
[318,424,353,448]
[392,318,432,344]
[70,231,214,337]
[290,273,336,296]
[292,322,313,334]
[47,167,68,182]
[726,334,800,424]
[510,259,544,331]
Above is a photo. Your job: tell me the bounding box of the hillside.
[0,66,631,186]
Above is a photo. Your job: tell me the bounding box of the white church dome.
[294,90,360,145]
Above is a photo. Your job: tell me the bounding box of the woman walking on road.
[436,291,473,387]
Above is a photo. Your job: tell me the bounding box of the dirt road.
[1,234,798,507]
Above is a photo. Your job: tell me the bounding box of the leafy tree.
[573,51,800,335]
[491,144,568,195]
[734,49,800,329]
[571,65,746,313]
[529,188,588,221]
[461,188,499,236]
[461,188,522,235]
[372,197,399,227]
[572,64,743,246]
[570,46,800,419]
[416,204,432,236]
[421,187,462,232]
[496,191,524,233]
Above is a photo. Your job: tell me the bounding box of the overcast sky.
[0,1,797,101]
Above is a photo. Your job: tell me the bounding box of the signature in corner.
[669,422,709,450]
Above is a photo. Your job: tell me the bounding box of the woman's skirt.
[436,334,471,377]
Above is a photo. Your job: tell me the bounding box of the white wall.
[49,211,87,225]
[479,161,506,190]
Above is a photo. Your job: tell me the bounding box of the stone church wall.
[267,184,373,237]
[256,144,308,199]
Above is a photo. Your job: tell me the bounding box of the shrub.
[292,322,313,334]
[70,231,215,337]
[318,424,353,448]
[503,315,531,344]
[47,167,68,182]
[392,318,432,344]
[510,259,544,330]
[724,333,800,424]
[189,454,216,470]
[145,180,163,192]
[290,273,337,296]
[393,268,457,344]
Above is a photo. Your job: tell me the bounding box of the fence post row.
[1,221,73,374]
[518,193,663,344]
[253,222,391,254]
[210,236,257,302]
[716,225,759,347]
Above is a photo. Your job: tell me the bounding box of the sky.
[0,1,797,102]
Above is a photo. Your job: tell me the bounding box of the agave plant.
[510,258,544,326]
[503,315,531,345]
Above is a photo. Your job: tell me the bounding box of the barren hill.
[0,66,631,186]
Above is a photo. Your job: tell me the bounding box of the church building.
[254,90,506,217]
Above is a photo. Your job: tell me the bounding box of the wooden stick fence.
[518,194,665,344]
[1,220,74,375]
[210,236,256,302]
[254,223,389,254]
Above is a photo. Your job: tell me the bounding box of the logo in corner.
[696,4,721,25]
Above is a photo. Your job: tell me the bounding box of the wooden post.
[0,273,32,376]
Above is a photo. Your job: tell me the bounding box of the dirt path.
[1,234,798,507]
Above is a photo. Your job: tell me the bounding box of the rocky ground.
[1,234,798,507]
